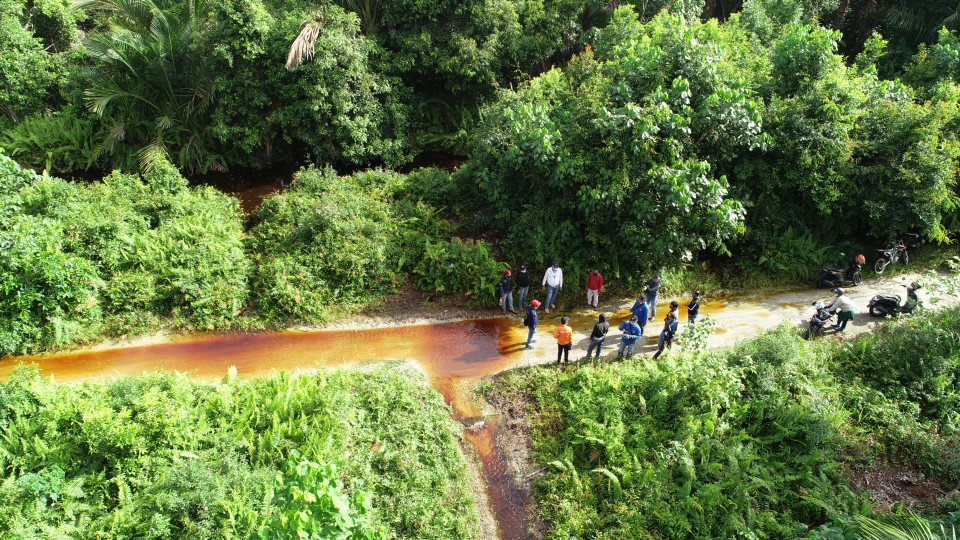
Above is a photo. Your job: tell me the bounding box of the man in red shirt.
[586,269,604,309]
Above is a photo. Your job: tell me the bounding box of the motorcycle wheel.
[852,271,862,286]
[869,305,888,317]
[874,258,889,273]
[903,251,909,265]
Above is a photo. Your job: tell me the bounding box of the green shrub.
[0,113,103,174]
[20,160,251,331]
[0,366,477,538]
[412,237,504,307]
[0,153,105,353]
[248,166,406,322]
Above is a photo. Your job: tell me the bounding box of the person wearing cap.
[542,261,564,313]
[586,313,610,359]
[826,288,855,332]
[645,272,661,320]
[585,269,604,309]
[524,300,541,349]
[553,316,574,364]
[687,290,701,325]
[516,265,531,309]
[498,269,516,315]
[617,316,642,358]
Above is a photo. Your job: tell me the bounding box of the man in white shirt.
[826,288,856,332]
[542,261,563,313]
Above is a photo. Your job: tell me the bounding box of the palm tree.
[881,0,960,45]
[77,0,221,173]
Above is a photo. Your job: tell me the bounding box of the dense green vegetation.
[0,151,249,353]
[1,0,960,351]
[5,0,960,536]
[0,364,477,538]
[490,308,960,538]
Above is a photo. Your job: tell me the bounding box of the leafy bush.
[0,112,103,174]
[0,154,249,353]
[412,237,504,307]
[755,227,833,282]
[20,160,251,331]
[249,166,406,321]
[0,366,477,538]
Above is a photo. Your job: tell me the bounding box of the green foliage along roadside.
[249,165,505,322]
[492,309,960,538]
[0,364,478,539]
[0,152,250,354]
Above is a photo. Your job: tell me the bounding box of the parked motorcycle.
[873,242,908,274]
[816,253,865,288]
[867,282,922,317]
[803,301,835,339]
[873,234,923,273]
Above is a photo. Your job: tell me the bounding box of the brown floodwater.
[0,318,537,539]
[0,293,798,540]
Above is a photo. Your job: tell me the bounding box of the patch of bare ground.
[846,460,955,512]
[307,283,495,331]
[482,374,547,540]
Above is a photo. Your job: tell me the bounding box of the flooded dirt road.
[0,272,941,539]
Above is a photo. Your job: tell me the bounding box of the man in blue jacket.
[617,316,642,358]
[524,300,541,350]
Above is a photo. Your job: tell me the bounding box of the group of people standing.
[513,264,703,364]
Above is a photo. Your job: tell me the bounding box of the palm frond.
[138,137,170,173]
[286,20,323,69]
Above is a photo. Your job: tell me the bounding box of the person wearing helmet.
[811,301,832,332]
[826,288,856,332]
[524,299,541,349]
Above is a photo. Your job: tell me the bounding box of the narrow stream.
[0,295,792,539]
[0,318,540,539]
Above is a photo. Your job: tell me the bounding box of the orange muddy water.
[0,294,800,540]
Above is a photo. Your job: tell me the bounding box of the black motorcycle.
[816,254,864,288]
[803,303,835,339]
[867,282,922,317]
[873,235,922,273]
[873,243,908,274]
